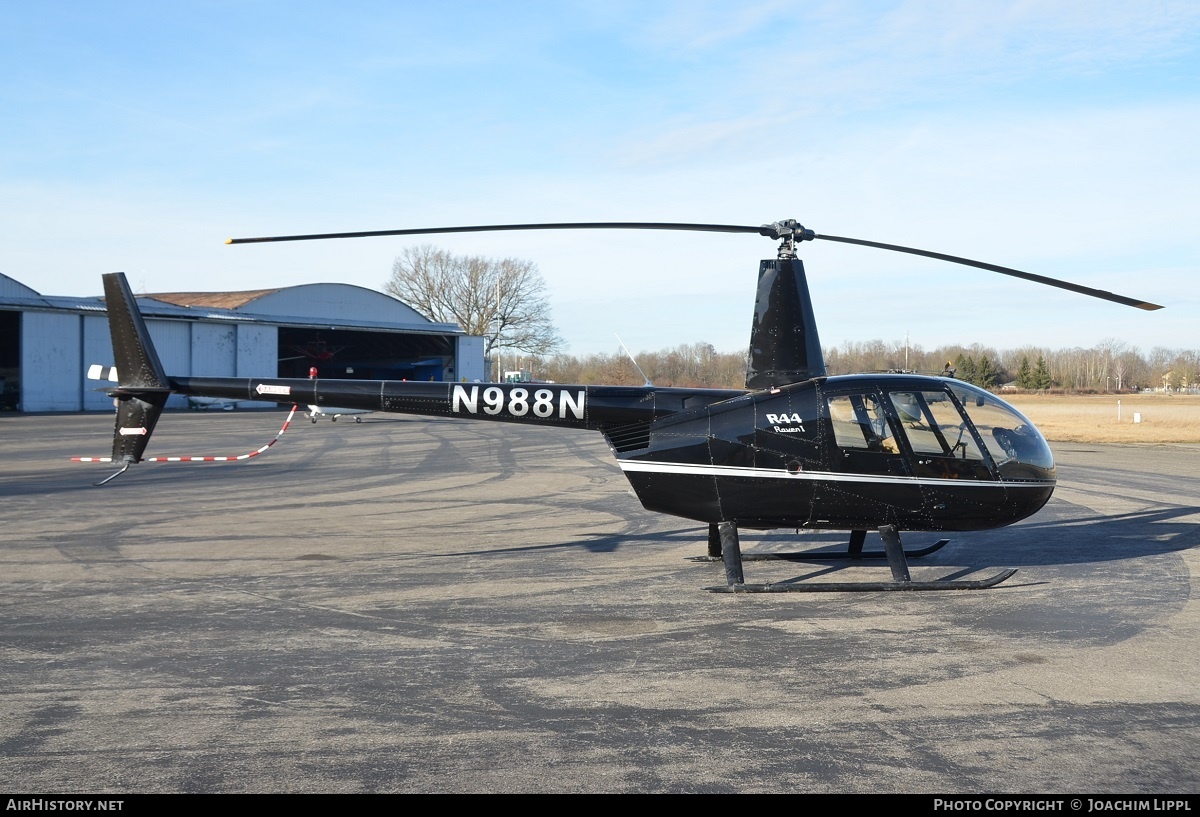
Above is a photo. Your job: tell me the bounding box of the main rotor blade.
[815,233,1164,311]
[226,222,767,244]
[226,220,1162,311]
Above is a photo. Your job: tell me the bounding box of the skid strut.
[703,522,1015,593]
[696,526,948,562]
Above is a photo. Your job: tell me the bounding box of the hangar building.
[0,272,485,412]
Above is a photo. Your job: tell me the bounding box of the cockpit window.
[880,384,1055,481]
[826,382,1054,481]
[828,394,899,453]
[889,391,986,461]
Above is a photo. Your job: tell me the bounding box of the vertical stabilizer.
[103,273,168,389]
[744,259,826,389]
[102,273,171,465]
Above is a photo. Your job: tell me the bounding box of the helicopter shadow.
[946,504,1200,568]
[431,501,1200,568]
[444,526,706,557]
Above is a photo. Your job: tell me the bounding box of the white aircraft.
[306,404,372,423]
[188,396,238,411]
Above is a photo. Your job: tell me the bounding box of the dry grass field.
[1003,393,1200,444]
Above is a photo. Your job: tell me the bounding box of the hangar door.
[0,310,19,410]
[277,327,456,382]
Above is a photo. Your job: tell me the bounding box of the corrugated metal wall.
[82,315,115,411]
[191,323,236,375]
[22,312,81,411]
[145,319,191,409]
[236,324,277,378]
[22,315,277,411]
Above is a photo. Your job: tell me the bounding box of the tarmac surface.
[2,409,1198,793]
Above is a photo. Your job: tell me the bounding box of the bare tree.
[385,245,564,358]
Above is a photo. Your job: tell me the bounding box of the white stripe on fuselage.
[616,460,1054,488]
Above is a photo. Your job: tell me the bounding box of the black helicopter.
[92,219,1161,592]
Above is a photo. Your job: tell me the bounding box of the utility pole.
[494,281,501,382]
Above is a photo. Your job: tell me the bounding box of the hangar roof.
[0,274,464,336]
[144,289,281,309]
[0,272,40,298]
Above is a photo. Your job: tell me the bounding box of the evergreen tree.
[1034,355,1053,390]
[1017,356,1033,389]
[954,354,977,384]
[976,355,997,389]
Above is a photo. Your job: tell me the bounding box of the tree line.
[519,339,1200,392]
[823,338,1199,393]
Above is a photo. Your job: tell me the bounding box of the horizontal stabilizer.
[88,364,119,382]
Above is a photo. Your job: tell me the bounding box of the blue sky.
[2,1,1197,356]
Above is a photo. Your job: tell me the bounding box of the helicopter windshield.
[946,382,1054,478]
[885,383,1053,480]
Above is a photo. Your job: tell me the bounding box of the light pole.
[493,281,501,382]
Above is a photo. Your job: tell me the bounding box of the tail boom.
[95,271,746,476]
[168,376,747,431]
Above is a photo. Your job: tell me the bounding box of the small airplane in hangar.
[84,219,1161,592]
[306,404,371,423]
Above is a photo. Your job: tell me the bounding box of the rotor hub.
[759,219,816,259]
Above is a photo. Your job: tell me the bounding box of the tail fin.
[102,272,172,467]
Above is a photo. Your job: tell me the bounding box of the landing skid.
[701,522,1015,593]
[707,570,1017,593]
